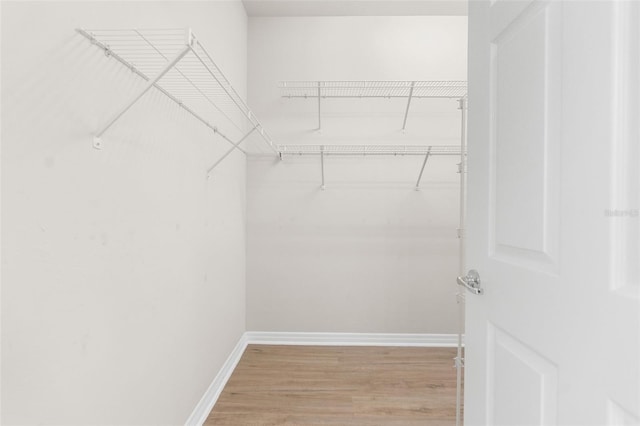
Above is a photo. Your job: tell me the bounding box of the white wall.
[246,17,468,333]
[1,2,247,424]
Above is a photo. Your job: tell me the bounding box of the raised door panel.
[489,1,561,274]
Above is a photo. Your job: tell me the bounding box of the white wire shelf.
[277,144,463,156]
[278,80,466,131]
[279,81,467,99]
[277,144,465,190]
[76,27,277,159]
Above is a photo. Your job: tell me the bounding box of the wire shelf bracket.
[207,126,257,175]
[415,146,432,190]
[279,80,467,131]
[77,27,278,162]
[402,81,416,132]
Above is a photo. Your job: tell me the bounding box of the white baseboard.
[184,333,249,426]
[245,331,462,347]
[185,331,462,425]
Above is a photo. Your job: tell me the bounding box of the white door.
[464,1,639,425]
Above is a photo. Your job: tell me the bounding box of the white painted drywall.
[246,16,467,333]
[1,2,247,424]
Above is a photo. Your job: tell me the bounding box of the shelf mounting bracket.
[317,81,322,131]
[211,128,248,156]
[453,356,465,369]
[320,145,326,190]
[415,147,432,190]
[92,41,193,149]
[402,81,416,131]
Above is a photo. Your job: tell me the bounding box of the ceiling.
[241,0,468,17]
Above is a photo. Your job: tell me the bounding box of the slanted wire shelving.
[277,81,467,189]
[76,28,278,173]
[77,28,466,187]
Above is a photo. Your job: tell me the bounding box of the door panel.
[610,0,639,297]
[466,1,640,425]
[490,0,561,272]
[608,399,640,425]
[487,324,558,426]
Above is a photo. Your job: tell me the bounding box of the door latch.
[457,269,483,295]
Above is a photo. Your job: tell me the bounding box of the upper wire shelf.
[76,28,277,156]
[279,81,467,99]
[278,80,467,131]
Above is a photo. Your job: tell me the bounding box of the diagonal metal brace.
[93,42,193,148]
[415,147,432,190]
[402,81,416,131]
[207,126,257,175]
[213,129,248,156]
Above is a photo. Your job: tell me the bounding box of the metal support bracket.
[92,41,193,148]
[457,97,467,175]
[402,81,416,131]
[320,145,326,190]
[414,147,432,190]
[212,128,248,156]
[207,126,257,176]
[457,96,466,111]
[453,356,465,369]
[317,81,322,131]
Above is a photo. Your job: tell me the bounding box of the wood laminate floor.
[205,345,459,426]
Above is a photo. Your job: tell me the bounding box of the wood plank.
[205,345,459,425]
